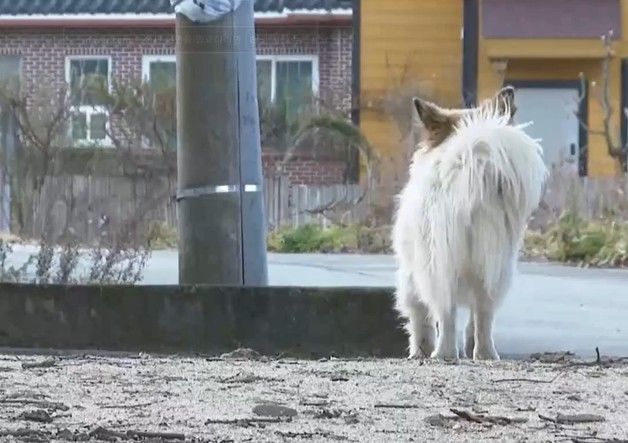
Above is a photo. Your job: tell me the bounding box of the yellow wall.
[477,3,627,177]
[478,52,622,177]
[360,0,628,177]
[359,0,463,185]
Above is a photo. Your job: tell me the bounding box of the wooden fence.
[4,162,626,243]
[263,176,368,230]
[6,171,367,243]
[27,173,177,244]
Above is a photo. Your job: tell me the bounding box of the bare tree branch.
[576,30,628,171]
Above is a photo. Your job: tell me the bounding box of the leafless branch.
[450,408,528,425]
[262,90,377,227]
[374,403,421,409]
[204,417,285,425]
[539,412,605,424]
[576,30,628,171]
[492,372,563,384]
[560,347,628,369]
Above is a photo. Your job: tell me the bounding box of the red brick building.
[0,0,354,185]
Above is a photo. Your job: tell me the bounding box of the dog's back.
[393,94,548,360]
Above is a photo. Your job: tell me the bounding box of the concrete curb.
[0,284,406,358]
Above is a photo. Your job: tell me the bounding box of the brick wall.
[0,24,353,185]
[262,151,347,185]
[256,25,353,111]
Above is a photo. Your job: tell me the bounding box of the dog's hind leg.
[469,275,500,360]
[470,262,513,361]
[431,303,458,360]
[406,303,435,358]
[395,271,435,358]
[471,298,499,360]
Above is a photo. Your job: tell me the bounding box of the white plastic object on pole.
[171,0,242,23]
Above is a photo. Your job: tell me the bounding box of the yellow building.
[356,0,628,178]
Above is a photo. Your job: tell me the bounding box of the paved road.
[5,247,628,358]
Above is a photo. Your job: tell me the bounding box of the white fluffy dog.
[392,87,548,360]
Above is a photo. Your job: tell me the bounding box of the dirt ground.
[0,350,627,442]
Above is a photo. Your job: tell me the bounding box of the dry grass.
[270,169,628,269]
[523,167,628,268]
[524,213,628,268]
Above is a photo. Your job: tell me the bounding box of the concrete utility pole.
[174,0,268,285]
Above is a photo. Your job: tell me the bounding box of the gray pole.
[234,2,268,285]
[175,0,267,285]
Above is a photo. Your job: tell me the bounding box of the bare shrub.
[260,91,378,227]
[0,77,177,284]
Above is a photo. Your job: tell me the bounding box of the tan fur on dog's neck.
[417,107,469,149]
[414,87,516,150]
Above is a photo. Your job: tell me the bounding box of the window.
[256,55,319,116]
[142,55,176,91]
[142,55,177,150]
[65,56,111,145]
[137,55,318,150]
[144,55,319,106]
[0,56,21,129]
[0,55,20,91]
[0,56,20,232]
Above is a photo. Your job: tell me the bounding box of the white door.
[513,87,580,172]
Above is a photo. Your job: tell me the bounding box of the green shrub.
[267,225,351,253]
[147,221,178,250]
[524,212,628,267]
[267,224,392,254]
[268,214,627,266]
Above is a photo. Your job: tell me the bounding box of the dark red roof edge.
[0,14,352,29]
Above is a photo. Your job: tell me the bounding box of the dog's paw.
[408,335,434,360]
[408,345,431,360]
[419,338,435,358]
[430,347,459,361]
[473,347,500,361]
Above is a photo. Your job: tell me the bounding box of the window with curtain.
[67,57,110,145]
[143,56,177,150]
[276,60,314,118]
[256,56,317,116]
[255,56,317,151]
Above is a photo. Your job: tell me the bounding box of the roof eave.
[0,9,352,29]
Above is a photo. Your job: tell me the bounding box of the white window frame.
[140,55,177,150]
[65,55,113,147]
[140,54,319,102]
[142,55,177,84]
[255,55,319,102]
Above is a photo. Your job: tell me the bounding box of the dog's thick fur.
[392,87,548,360]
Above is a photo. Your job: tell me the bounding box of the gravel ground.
[0,351,627,442]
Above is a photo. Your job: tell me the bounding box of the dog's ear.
[413,97,457,148]
[494,86,516,119]
[413,97,449,130]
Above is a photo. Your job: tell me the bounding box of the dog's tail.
[426,104,548,307]
[449,104,548,223]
